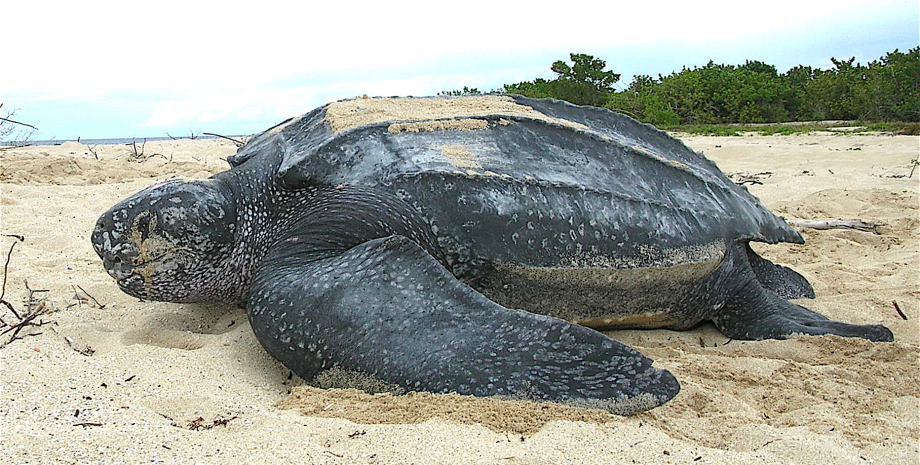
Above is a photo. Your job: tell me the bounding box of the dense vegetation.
[445,48,920,128]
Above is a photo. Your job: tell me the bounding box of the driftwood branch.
[729,171,773,185]
[790,219,882,233]
[0,104,37,147]
[0,103,37,131]
[0,116,38,131]
[203,133,245,147]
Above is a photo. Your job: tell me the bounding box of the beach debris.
[166,129,202,140]
[203,132,246,147]
[728,171,773,185]
[64,335,95,356]
[0,113,37,131]
[70,284,105,309]
[0,103,38,148]
[892,301,907,320]
[789,219,882,233]
[186,415,238,431]
[158,412,239,431]
[125,138,168,162]
[2,233,25,242]
[1,279,56,347]
[1,236,57,347]
[86,144,99,159]
[909,157,919,178]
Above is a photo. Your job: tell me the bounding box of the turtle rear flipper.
[247,235,679,415]
[744,243,815,299]
[711,244,893,342]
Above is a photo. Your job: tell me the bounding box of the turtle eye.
[134,211,154,241]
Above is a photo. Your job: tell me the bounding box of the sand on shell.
[0,132,917,464]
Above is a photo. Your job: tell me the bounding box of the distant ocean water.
[2,135,244,147]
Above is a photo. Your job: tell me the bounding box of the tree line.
[445,48,919,126]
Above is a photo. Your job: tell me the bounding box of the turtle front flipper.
[247,235,679,415]
[710,244,894,342]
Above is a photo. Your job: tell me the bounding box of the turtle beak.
[92,211,138,281]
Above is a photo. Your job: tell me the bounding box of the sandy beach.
[0,130,917,464]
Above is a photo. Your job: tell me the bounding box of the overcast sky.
[3,0,918,140]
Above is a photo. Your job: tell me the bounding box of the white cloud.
[140,70,506,130]
[143,87,315,127]
[5,0,900,96]
[3,0,915,138]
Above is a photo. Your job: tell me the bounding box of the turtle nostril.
[112,256,122,265]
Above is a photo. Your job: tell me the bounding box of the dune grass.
[670,121,920,136]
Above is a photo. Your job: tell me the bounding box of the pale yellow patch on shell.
[631,144,691,171]
[440,145,483,169]
[324,95,590,134]
[388,119,488,134]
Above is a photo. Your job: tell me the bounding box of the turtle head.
[92,178,237,302]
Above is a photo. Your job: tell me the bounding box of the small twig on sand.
[203,132,245,147]
[790,219,882,233]
[1,235,25,317]
[909,158,919,179]
[892,301,907,320]
[71,284,105,309]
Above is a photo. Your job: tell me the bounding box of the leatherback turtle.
[91,95,893,415]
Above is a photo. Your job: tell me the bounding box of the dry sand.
[0,131,917,464]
